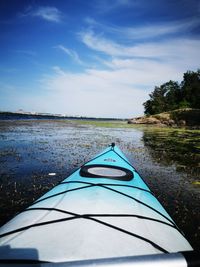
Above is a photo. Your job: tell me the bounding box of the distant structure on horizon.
[15,109,64,117]
[16,109,32,115]
[0,109,125,120]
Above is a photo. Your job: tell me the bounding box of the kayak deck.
[0,144,193,263]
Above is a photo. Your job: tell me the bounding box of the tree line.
[143,69,200,115]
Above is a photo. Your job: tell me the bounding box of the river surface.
[0,119,199,250]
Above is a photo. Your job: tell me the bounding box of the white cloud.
[85,18,200,40]
[56,45,84,65]
[52,66,66,76]
[20,6,63,23]
[36,23,200,118]
[80,31,123,56]
[93,0,135,13]
[5,15,199,118]
[37,56,189,118]
[33,6,62,22]
[14,50,37,57]
[122,19,200,39]
[26,21,199,118]
[39,67,148,118]
[80,30,200,68]
[3,41,199,118]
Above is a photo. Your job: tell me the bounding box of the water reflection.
[142,128,200,178]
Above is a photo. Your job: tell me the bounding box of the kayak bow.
[0,143,197,266]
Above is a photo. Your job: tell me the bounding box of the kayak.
[0,143,197,266]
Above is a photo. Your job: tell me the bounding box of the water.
[0,119,199,250]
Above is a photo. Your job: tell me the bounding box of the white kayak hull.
[0,144,193,263]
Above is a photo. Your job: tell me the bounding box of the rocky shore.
[128,108,200,127]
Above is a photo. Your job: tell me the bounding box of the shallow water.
[0,120,199,250]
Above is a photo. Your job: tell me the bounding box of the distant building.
[16,109,31,114]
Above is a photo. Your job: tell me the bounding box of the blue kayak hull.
[0,144,193,262]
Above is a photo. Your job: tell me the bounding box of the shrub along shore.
[128,108,200,128]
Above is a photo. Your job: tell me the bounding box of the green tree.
[143,69,200,115]
[143,81,181,115]
[181,70,200,109]
[143,86,166,115]
[143,99,154,115]
[164,81,181,110]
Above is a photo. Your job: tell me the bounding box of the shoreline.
[128,108,200,129]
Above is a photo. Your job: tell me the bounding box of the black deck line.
[112,147,158,195]
[23,207,177,229]
[89,217,169,253]
[55,147,113,186]
[0,208,168,254]
[32,184,94,205]
[0,145,185,257]
[60,181,153,195]
[31,182,167,227]
[112,149,135,170]
[99,184,177,228]
[31,181,179,232]
[0,216,77,239]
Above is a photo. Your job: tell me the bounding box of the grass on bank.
[71,120,132,128]
[70,119,200,133]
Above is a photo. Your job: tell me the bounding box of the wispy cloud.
[14,50,37,57]
[20,6,63,23]
[38,46,196,118]
[85,17,200,40]
[56,45,84,65]
[93,0,200,18]
[80,31,123,56]
[37,18,199,118]
[122,19,200,39]
[33,6,62,22]
[52,66,66,76]
[2,1,199,118]
[93,0,135,13]
[80,30,200,64]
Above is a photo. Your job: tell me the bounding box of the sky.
[0,0,200,118]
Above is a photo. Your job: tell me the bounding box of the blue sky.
[0,0,200,118]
